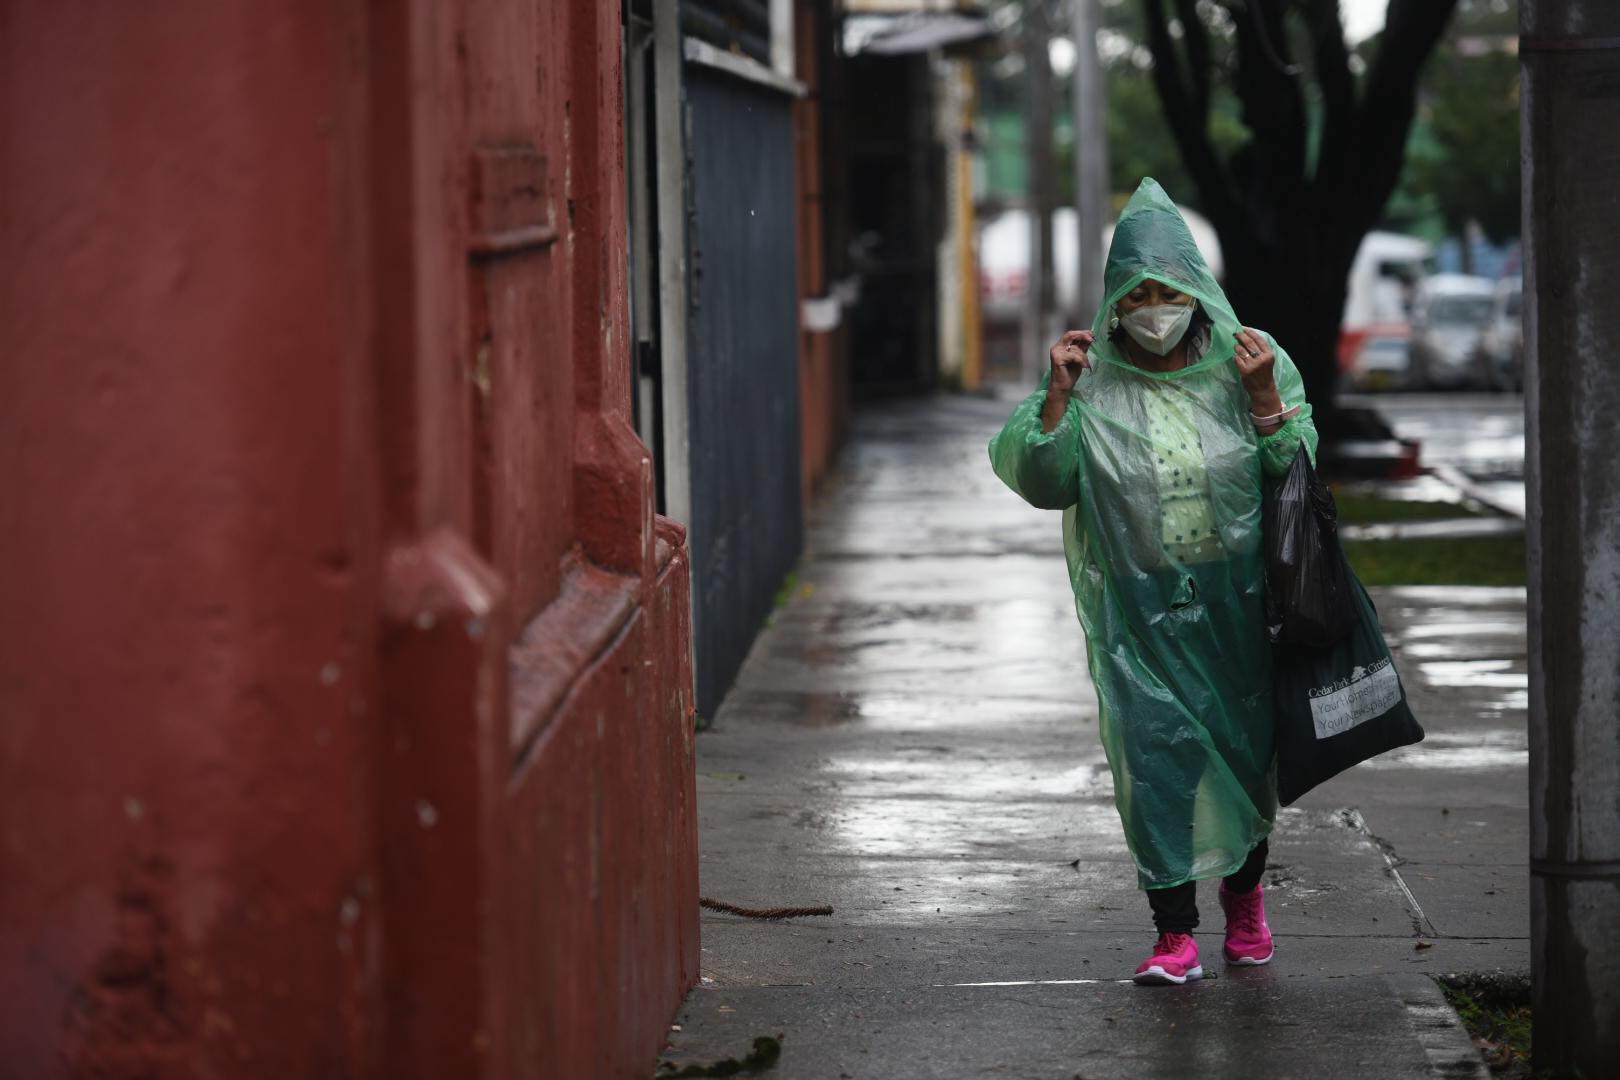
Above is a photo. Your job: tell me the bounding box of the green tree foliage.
[1137,0,1459,427]
[1403,5,1520,243]
[1409,50,1519,243]
[981,0,1247,211]
[1102,62,1249,206]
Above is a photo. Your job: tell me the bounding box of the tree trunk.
[1139,0,1460,444]
[1215,204,1358,436]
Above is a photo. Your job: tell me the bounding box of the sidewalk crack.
[1341,808,1439,937]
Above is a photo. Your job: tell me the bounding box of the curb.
[1427,464,1526,521]
[1391,974,1491,1078]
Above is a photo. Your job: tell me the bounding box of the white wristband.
[1250,403,1302,428]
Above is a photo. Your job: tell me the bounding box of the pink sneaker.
[1132,932,1203,985]
[1219,881,1275,965]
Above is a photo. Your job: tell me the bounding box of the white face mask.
[1119,302,1195,356]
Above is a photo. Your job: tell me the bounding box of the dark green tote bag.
[1273,576,1425,805]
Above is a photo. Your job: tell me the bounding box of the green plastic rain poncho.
[989,178,1319,890]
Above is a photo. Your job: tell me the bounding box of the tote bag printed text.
[1308,658,1402,739]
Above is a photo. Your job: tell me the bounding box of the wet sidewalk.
[662,393,1528,1079]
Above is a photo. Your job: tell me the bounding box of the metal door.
[683,64,805,718]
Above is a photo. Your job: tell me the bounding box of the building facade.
[1,3,695,1076]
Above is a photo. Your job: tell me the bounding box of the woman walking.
[989,178,1317,986]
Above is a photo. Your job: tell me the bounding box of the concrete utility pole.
[1522,1,1620,1073]
[1022,0,1058,383]
[1070,0,1109,323]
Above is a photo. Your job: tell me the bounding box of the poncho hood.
[1090,178,1241,378]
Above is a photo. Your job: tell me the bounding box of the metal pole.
[960,64,985,391]
[1522,2,1620,1073]
[1022,2,1057,383]
[653,0,691,529]
[1070,0,1109,324]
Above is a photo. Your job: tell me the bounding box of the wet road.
[1344,392,1526,516]
[665,393,1525,1078]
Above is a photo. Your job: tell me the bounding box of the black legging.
[1147,838,1268,934]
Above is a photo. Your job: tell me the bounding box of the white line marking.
[932,978,1124,987]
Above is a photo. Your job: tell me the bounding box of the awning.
[844,12,995,56]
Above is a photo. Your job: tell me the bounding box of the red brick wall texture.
[0,4,698,1077]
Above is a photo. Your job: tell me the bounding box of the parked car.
[1338,231,1430,374]
[1344,322,1413,391]
[1474,275,1523,391]
[1408,274,1496,389]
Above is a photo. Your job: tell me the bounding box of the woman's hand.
[1233,327,1283,415]
[1049,330,1095,393]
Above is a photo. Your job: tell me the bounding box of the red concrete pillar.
[2,6,388,1073]
[0,3,697,1076]
[794,0,851,504]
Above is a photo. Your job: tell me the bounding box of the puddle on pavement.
[1381,586,1527,604]
[819,790,1125,858]
[1402,641,1501,659]
[818,755,1111,801]
[1416,659,1528,689]
[1362,729,1527,770]
[722,690,1095,729]
[1398,620,1525,639]
[1336,476,1470,504]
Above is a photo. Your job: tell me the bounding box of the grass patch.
[1345,535,1526,587]
[1436,974,1531,1076]
[1333,491,1485,525]
[772,571,800,611]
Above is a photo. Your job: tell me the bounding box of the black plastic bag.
[1274,577,1424,805]
[1263,444,1360,648]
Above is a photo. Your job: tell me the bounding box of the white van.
[1338,231,1431,373]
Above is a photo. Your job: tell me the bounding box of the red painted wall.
[0,4,697,1076]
